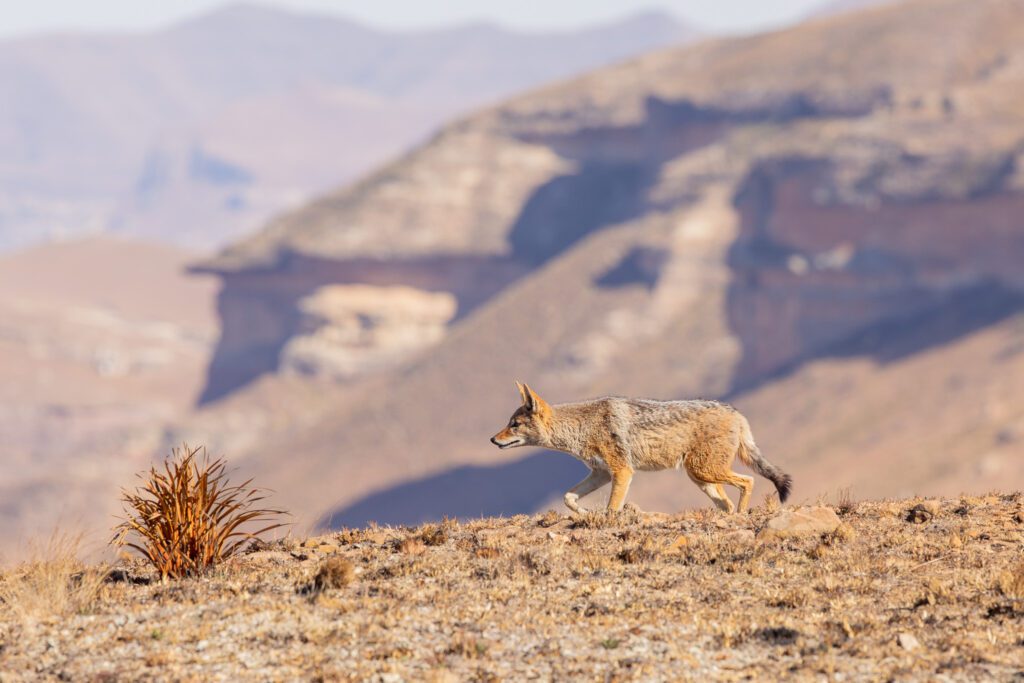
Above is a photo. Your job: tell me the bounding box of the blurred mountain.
[808,0,902,18]
[5,0,1023,545]
[0,3,697,252]
[0,238,218,549]
[182,0,1024,530]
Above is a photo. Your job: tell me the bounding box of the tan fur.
[490,382,792,514]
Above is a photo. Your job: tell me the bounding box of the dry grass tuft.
[619,533,659,564]
[299,557,356,595]
[0,533,106,622]
[398,537,427,556]
[571,506,642,529]
[446,632,489,659]
[996,562,1024,599]
[419,523,449,547]
[111,444,288,579]
[836,487,857,516]
[537,510,561,528]
[474,547,500,560]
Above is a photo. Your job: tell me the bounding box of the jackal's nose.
[490,436,499,446]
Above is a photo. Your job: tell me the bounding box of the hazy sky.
[0,0,830,39]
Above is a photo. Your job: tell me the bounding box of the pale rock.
[758,507,841,540]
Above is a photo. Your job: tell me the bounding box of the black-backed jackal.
[491,382,792,513]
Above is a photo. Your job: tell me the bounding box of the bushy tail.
[736,417,792,503]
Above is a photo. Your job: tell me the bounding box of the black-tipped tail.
[772,472,793,504]
[740,435,793,504]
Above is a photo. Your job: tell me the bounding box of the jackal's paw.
[564,492,585,513]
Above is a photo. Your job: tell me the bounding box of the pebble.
[897,633,920,651]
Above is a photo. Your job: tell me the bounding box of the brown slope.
[188,0,1024,529]
[222,191,740,528]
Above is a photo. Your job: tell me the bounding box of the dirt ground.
[1,494,1023,681]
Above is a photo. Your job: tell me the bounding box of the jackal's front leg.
[607,468,635,511]
[564,469,611,513]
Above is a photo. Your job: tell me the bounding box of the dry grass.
[2,494,1023,680]
[0,533,106,623]
[111,444,287,579]
[298,557,355,596]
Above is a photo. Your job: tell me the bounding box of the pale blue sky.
[0,0,829,38]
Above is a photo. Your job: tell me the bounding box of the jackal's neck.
[544,404,587,455]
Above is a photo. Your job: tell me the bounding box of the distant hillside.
[808,0,902,18]
[0,4,696,252]
[0,238,219,549]
[185,0,1024,532]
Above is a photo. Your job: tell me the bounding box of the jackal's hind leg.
[720,472,754,512]
[698,482,735,513]
[564,469,611,513]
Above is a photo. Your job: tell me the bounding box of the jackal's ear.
[519,382,549,414]
[515,380,529,405]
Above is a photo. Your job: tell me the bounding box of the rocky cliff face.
[189,0,1024,526]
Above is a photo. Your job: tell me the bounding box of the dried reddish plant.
[112,445,287,578]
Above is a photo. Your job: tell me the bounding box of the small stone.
[758,506,841,540]
[907,501,940,524]
[897,632,920,651]
[317,543,339,554]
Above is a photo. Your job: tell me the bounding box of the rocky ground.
[1,494,1023,681]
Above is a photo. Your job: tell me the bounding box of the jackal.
[490,382,791,513]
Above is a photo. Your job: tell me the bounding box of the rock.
[722,529,756,545]
[317,543,339,554]
[897,632,920,651]
[907,501,940,524]
[758,507,841,540]
[280,285,457,380]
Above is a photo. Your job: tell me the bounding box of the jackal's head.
[490,381,552,449]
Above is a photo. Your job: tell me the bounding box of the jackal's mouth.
[491,436,525,449]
